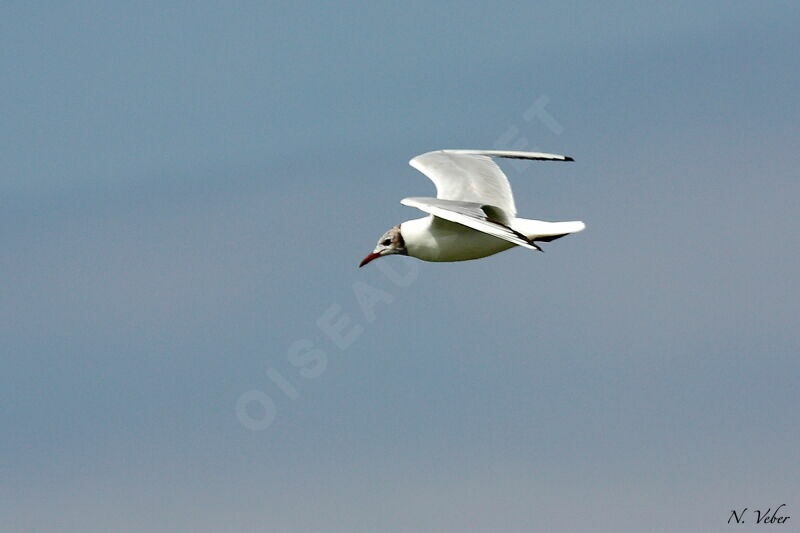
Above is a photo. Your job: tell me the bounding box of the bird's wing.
[409,149,573,217]
[400,197,541,251]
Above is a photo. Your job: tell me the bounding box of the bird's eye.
[381,239,391,246]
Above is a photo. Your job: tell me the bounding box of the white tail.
[513,219,586,242]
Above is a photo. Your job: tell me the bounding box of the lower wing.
[400,197,542,251]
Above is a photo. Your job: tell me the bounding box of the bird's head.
[359,224,407,267]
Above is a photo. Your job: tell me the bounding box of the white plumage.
[359,149,585,266]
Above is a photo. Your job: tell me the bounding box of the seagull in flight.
[359,149,585,267]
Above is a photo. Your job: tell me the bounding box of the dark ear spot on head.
[392,225,405,248]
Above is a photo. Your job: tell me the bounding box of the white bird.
[359,149,585,267]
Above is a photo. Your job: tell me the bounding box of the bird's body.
[360,149,585,267]
[400,216,511,262]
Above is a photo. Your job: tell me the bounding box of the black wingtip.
[564,156,575,162]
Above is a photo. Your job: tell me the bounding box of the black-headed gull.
[360,149,585,267]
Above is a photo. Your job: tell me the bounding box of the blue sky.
[2,2,799,532]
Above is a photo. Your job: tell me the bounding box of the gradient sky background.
[2,2,799,532]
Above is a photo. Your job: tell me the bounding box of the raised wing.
[400,197,542,251]
[409,149,573,217]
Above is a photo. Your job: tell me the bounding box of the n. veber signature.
[729,504,791,525]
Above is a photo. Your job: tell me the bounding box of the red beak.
[359,252,381,268]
